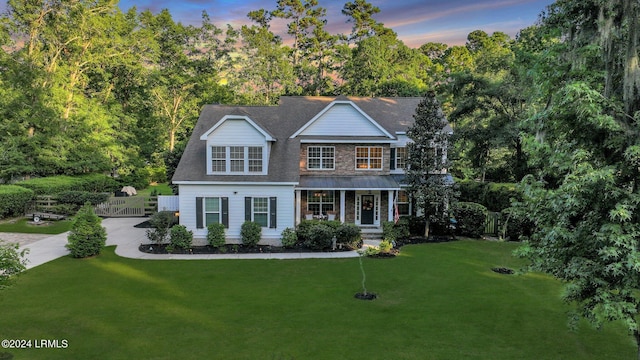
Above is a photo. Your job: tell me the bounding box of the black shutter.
[196,197,203,229]
[269,197,277,228]
[221,197,229,228]
[390,148,396,170]
[245,197,252,221]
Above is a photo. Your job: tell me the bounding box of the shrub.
[0,185,34,218]
[304,224,334,250]
[240,221,262,247]
[334,223,361,248]
[382,218,410,242]
[66,204,107,258]
[296,219,325,243]
[500,207,535,241]
[57,191,110,209]
[454,202,487,238]
[406,215,427,236]
[207,223,226,248]
[379,239,393,253]
[457,180,521,212]
[168,225,193,251]
[145,211,177,245]
[360,246,380,257]
[280,227,298,248]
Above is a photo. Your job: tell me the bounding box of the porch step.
[360,227,383,241]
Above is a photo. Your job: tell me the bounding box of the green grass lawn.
[0,218,72,234]
[137,182,174,196]
[0,241,634,359]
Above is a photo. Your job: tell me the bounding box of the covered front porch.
[294,176,406,228]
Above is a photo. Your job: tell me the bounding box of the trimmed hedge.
[16,174,118,195]
[458,180,521,212]
[453,202,487,238]
[0,185,34,218]
[57,191,110,207]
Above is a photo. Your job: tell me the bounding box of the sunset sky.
[1,0,555,47]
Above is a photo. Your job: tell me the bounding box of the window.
[196,197,228,229]
[253,197,269,227]
[245,197,277,228]
[307,190,335,215]
[248,147,263,172]
[210,146,264,173]
[204,197,221,225]
[230,146,244,172]
[395,147,407,170]
[397,191,410,216]
[307,146,334,170]
[355,146,383,170]
[211,146,226,172]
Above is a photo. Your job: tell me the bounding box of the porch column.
[295,190,301,225]
[340,190,346,223]
[388,190,394,222]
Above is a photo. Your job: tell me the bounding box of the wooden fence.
[484,212,501,236]
[94,196,158,217]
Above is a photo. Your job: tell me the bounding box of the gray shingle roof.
[172,96,450,183]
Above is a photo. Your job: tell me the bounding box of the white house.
[172,96,452,245]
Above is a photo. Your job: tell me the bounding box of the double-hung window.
[211,146,226,172]
[355,146,383,170]
[307,146,334,170]
[395,147,407,169]
[210,146,264,173]
[245,197,277,228]
[397,190,410,216]
[196,197,228,229]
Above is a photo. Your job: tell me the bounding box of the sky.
[1,0,555,47]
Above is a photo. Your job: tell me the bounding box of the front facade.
[172,96,451,245]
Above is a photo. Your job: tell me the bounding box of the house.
[172,96,452,245]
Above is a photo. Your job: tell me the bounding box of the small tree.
[0,240,28,290]
[66,204,107,258]
[145,211,177,245]
[405,91,457,237]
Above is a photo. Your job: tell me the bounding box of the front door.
[361,195,375,225]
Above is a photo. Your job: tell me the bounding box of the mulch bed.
[139,243,354,255]
[491,267,515,275]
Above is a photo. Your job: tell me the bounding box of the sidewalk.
[16,218,361,269]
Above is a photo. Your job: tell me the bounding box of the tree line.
[0,0,537,183]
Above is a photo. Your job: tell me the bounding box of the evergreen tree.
[405,92,456,237]
[66,204,107,258]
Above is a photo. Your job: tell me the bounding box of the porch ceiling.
[297,175,400,190]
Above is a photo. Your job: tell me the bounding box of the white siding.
[158,195,179,211]
[207,119,266,146]
[178,184,295,246]
[299,103,387,137]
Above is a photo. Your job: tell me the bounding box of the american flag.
[393,192,400,224]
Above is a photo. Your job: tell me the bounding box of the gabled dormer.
[200,115,275,175]
[289,101,395,140]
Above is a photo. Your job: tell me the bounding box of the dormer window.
[210,146,265,174]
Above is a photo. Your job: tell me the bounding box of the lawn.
[0,218,72,234]
[0,241,634,359]
[137,182,174,196]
